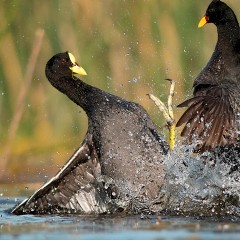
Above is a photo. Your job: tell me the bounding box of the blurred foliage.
[0,0,238,182]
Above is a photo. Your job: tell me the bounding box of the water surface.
[1,197,240,240]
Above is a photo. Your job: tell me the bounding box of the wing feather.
[12,134,114,215]
[177,85,237,152]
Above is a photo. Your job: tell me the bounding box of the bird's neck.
[216,22,240,52]
[56,77,93,112]
[58,76,112,115]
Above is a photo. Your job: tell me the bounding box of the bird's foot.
[148,79,176,150]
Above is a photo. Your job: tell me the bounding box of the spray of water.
[105,142,240,216]
[158,143,240,216]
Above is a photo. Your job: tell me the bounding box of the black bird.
[12,52,168,215]
[176,0,240,152]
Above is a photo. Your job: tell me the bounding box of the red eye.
[61,59,67,64]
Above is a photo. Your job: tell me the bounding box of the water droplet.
[133,77,138,83]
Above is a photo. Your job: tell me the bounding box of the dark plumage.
[177,0,240,152]
[12,52,168,215]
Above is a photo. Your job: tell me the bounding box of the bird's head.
[198,0,237,28]
[46,52,87,79]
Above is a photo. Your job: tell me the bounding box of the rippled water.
[1,197,240,239]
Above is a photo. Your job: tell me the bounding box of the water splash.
[159,143,240,216]
[105,143,240,216]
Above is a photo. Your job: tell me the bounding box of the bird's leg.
[148,79,175,150]
[166,78,176,150]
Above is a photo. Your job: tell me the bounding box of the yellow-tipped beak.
[198,16,209,28]
[68,52,87,76]
[70,65,87,76]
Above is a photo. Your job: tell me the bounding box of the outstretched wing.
[176,85,237,152]
[12,134,113,215]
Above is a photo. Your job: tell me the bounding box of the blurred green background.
[0,0,238,186]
